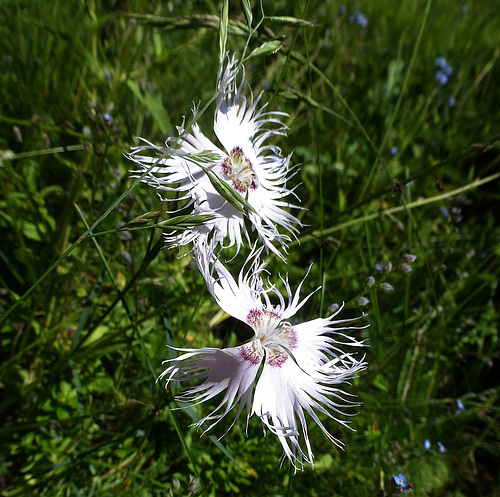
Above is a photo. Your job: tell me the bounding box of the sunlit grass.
[1,0,499,496]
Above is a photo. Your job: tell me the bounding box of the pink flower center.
[221,146,258,193]
[240,309,298,368]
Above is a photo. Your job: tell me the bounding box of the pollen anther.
[221,146,259,193]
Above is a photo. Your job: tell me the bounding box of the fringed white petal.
[159,346,261,434]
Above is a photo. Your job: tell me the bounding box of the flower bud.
[399,264,412,273]
[328,303,340,314]
[402,252,417,263]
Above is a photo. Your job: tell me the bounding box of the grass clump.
[1,1,499,496]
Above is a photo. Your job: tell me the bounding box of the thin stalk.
[296,171,500,245]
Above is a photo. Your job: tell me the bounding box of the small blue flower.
[448,96,456,108]
[103,113,112,121]
[456,398,465,412]
[439,207,450,217]
[375,263,383,271]
[436,71,449,86]
[435,57,453,86]
[339,5,346,16]
[437,441,446,453]
[435,57,453,76]
[393,473,408,488]
[355,11,369,28]
[349,11,368,28]
[435,57,447,68]
[424,439,431,450]
[390,146,399,155]
[461,6,469,14]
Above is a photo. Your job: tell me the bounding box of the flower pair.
[128,55,367,469]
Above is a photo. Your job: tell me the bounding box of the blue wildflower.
[375,263,383,271]
[448,96,456,108]
[393,473,408,488]
[390,146,398,155]
[437,441,446,453]
[435,57,453,86]
[424,439,431,450]
[435,57,447,69]
[355,11,368,28]
[339,5,346,16]
[456,398,465,412]
[349,11,368,28]
[435,57,453,76]
[103,113,112,122]
[436,71,449,86]
[440,207,450,217]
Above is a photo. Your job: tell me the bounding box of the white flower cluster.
[128,55,367,470]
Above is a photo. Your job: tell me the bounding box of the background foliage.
[1,0,499,496]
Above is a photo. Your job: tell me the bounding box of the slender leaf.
[218,0,229,67]
[240,0,252,27]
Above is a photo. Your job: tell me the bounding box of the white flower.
[128,56,300,259]
[159,247,367,469]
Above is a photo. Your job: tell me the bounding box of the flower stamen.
[221,146,259,193]
[242,310,298,368]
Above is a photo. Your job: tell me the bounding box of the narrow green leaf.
[278,87,353,126]
[127,80,172,134]
[180,404,241,468]
[0,246,25,286]
[247,39,283,59]
[70,272,104,353]
[240,0,252,27]
[218,0,229,67]
[68,359,85,417]
[161,295,177,362]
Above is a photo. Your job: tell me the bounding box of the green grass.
[1,0,499,496]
